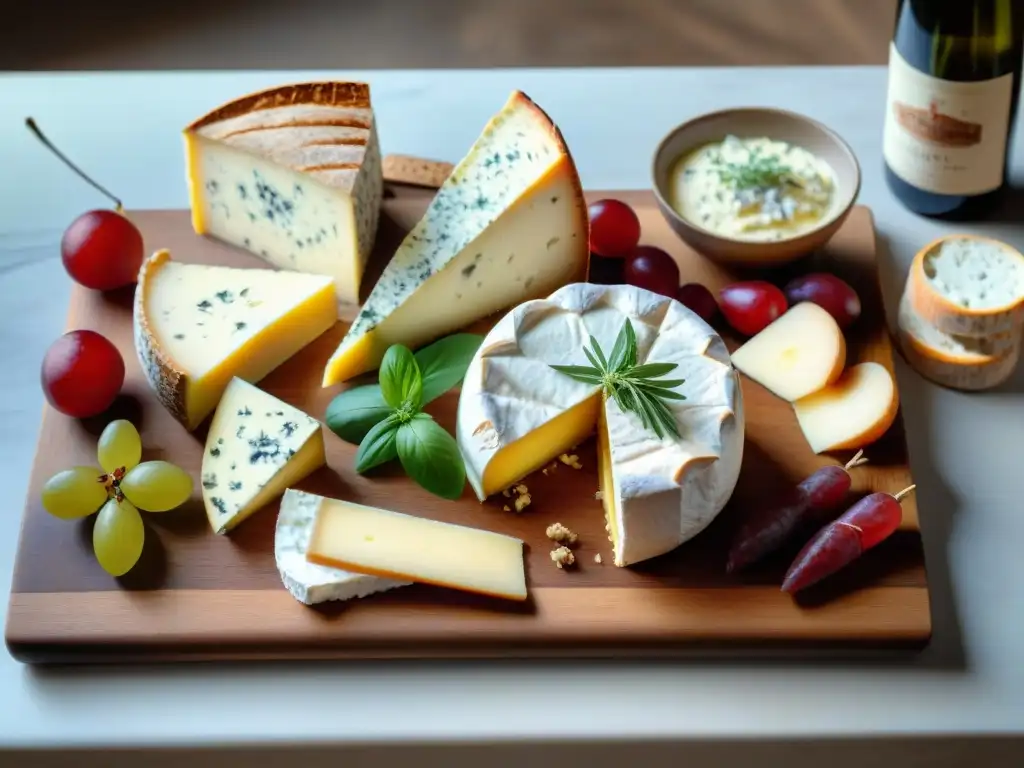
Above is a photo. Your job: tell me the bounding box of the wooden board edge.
[5,586,932,665]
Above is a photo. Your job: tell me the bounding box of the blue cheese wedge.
[321,89,589,386]
[202,378,326,534]
[133,249,337,431]
[184,81,383,309]
[276,489,410,605]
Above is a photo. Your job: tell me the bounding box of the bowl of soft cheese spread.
[652,108,861,267]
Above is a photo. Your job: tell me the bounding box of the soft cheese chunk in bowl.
[652,108,861,268]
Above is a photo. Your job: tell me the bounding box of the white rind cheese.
[275,489,410,606]
[321,89,589,386]
[898,288,1021,391]
[133,249,337,431]
[909,235,1024,337]
[456,283,745,567]
[202,378,327,534]
[185,81,383,308]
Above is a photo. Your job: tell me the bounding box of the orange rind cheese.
[908,234,1024,338]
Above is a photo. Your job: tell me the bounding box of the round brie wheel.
[456,282,745,568]
[908,234,1024,338]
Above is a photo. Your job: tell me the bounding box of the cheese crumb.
[559,453,583,470]
[595,490,603,501]
[545,522,578,546]
[502,505,511,512]
[550,546,576,569]
[514,493,532,513]
[514,484,529,495]
[594,553,603,564]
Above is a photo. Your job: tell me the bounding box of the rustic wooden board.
[5,191,931,664]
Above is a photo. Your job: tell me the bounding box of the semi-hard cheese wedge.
[897,288,1021,391]
[908,234,1024,337]
[201,378,326,534]
[306,499,528,601]
[276,489,411,605]
[730,301,847,402]
[133,249,337,431]
[456,283,745,568]
[184,81,383,307]
[321,89,589,386]
[792,362,900,455]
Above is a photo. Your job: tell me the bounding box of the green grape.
[120,460,193,512]
[92,497,144,577]
[40,466,107,520]
[97,419,142,474]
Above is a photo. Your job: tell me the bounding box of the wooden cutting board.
[5,190,931,664]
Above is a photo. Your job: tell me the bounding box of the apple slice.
[730,301,847,402]
[793,362,899,454]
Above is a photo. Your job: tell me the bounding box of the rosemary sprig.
[549,320,685,440]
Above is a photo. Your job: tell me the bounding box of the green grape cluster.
[40,420,193,576]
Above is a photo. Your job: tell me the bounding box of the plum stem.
[844,449,869,470]
[25,117,124,211]
[893,484,917,502]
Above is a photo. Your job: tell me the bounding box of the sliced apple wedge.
[730,301,847,402]
[793,362,899,454]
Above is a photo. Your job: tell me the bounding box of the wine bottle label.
[883,41,1014,196]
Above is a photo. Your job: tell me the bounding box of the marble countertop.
[0,67,1022,760]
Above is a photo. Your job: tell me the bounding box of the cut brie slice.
[456,283,745,567]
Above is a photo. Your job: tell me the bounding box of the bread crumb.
[502,488,512,498]
[514,493,532,513]
[594,553,603,564]
[550,546,575,569]
[514,483,529,495]
[545,522,578,546]
[502,505,511,512]
[594,490,603,501]
[559,453,583,470]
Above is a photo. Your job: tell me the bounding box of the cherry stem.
[844,449,869,470]
[893,484,917,502]
[25,117,124,211]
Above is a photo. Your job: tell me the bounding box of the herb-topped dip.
[668,135,837,242]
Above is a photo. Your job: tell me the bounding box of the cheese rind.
[185,81,383,307]
[306,499,527,601]
[730,301,847,402]
[201,378,326,534]
[456,283,745,568]
[322,89,589,386]
[898,288,1021,391]
[909,234,1024,337]
[133,249,337,431]
[792,362,900,454]
[275,489,410,605]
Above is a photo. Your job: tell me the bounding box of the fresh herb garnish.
[324,333,483,500]
[548,320,685,440]
[712,146,797,191]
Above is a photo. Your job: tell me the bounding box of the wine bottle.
[883,0,1024,218]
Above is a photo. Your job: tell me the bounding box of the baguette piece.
[897,288,1021,391]
[908,235,1024,337]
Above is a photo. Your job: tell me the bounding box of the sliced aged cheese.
[306,498,527,601]
[276,489,410,605]
[897,288,1021,391]
[792,362,899,454]
[201,378,326,534]
[730,301,846,402]
[908,234,1024,337]
[456,283,745,568]
[185,81,383,307]
[133,249,336,431]
[321,89,589,386]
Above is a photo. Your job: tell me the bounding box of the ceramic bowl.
[651,107,861,268]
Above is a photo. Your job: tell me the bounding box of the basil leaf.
[395,413,466,500]
[354,417,400,474]
[325,385,394,444]
[414,333,484,405]
[379,344,423,411]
